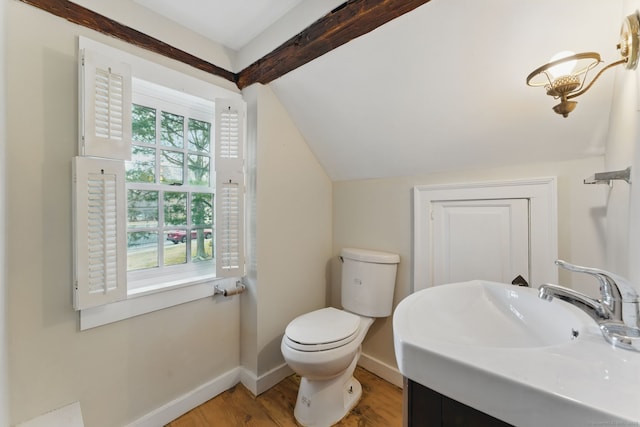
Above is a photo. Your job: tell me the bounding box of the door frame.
[413,177,558,292]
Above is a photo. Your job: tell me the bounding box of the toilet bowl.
[281,307,374,426]
[281,248,400,427]
[282,308,374,380]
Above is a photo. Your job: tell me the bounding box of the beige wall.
[606,0,640,290]
[1,0,9,423]
[333,157,608,370]
[6,2,241,426]
[243,84,332,379]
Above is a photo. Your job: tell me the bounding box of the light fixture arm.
[566,59,626,100]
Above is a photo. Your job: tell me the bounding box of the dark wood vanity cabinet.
[404,378,514,427]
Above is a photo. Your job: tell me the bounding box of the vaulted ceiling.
[266,0,625,180]
[59,0,630,180]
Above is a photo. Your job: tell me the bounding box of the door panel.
[431,199,529,286]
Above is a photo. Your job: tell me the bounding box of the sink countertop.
[394,281,640,427]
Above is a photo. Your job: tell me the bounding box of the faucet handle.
[555,259,639,302]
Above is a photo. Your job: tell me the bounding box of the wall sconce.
[526,12,640,117]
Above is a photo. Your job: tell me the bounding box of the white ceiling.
[272,0,626,180]
[137,0,628,181]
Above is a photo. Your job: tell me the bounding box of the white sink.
[393,280,640,427]
[401,280,584,348]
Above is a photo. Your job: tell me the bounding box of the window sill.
[79,276,238,330]
[128,269,217,297]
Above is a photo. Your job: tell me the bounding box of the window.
[126,82,217,292]
[73,37,245,327]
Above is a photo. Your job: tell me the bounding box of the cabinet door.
[431,199,529,286]
[406,379,513,427]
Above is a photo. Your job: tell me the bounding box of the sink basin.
[399,280,584,348]
[393,280,640,427]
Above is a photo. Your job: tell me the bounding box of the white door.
[431,199,530,286]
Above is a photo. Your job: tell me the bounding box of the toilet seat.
[285,307,361,352]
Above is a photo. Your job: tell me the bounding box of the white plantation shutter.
[73,38,248,321]
[219,107,240,159]
[73,157,127,309]
[79,40,132,160]
[216,99,245,277]
[74,38,131,311]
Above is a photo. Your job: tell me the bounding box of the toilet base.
[293,351,362,426]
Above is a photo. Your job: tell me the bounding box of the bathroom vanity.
[404,378,511,426]
[393,280,640,427]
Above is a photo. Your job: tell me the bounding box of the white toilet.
[281,247,400,426]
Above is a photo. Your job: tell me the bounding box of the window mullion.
[185,192,191,261]
[158,189,165,268]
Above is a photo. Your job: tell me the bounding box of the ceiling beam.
[17,0,237,84]
[18,0,432,90]
[236,0,432,89]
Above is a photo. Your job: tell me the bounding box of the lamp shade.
[547,51,577,79]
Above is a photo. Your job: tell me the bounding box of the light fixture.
[526,11,640,117]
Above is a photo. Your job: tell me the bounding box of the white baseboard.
[358,353,404,388]
[239,354,402,396]
[20,356,400,427]
[126,367,241,427]
[119,355,399,426]
[240,363,293,396]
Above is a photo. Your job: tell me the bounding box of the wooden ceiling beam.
[18,0,432,90]
[236,0,432,89]
[17,0,237,84]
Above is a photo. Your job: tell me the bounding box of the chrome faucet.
[538,260,640,351]
[538,283,614,324]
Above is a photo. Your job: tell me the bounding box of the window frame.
[75,37,245,330]
[126,82,216,290]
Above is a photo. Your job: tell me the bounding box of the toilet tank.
[340,248,400,317]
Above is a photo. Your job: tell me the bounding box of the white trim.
[125,357,397,427]
[239,355,402,398]
[239,368,257,395]
[125,368,241,427]
[240,363,294,396]
[79,277,238,330]
[358,353,404,389]
[413,177,558,292]
[127,271,216,296]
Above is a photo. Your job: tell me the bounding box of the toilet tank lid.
[341,248,400,264]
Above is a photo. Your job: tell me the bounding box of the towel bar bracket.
[584,166,632,185]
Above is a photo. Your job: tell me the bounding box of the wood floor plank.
[254,376,299,426]
[166,366,402,426]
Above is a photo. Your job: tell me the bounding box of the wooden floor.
[166,366,403,426]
